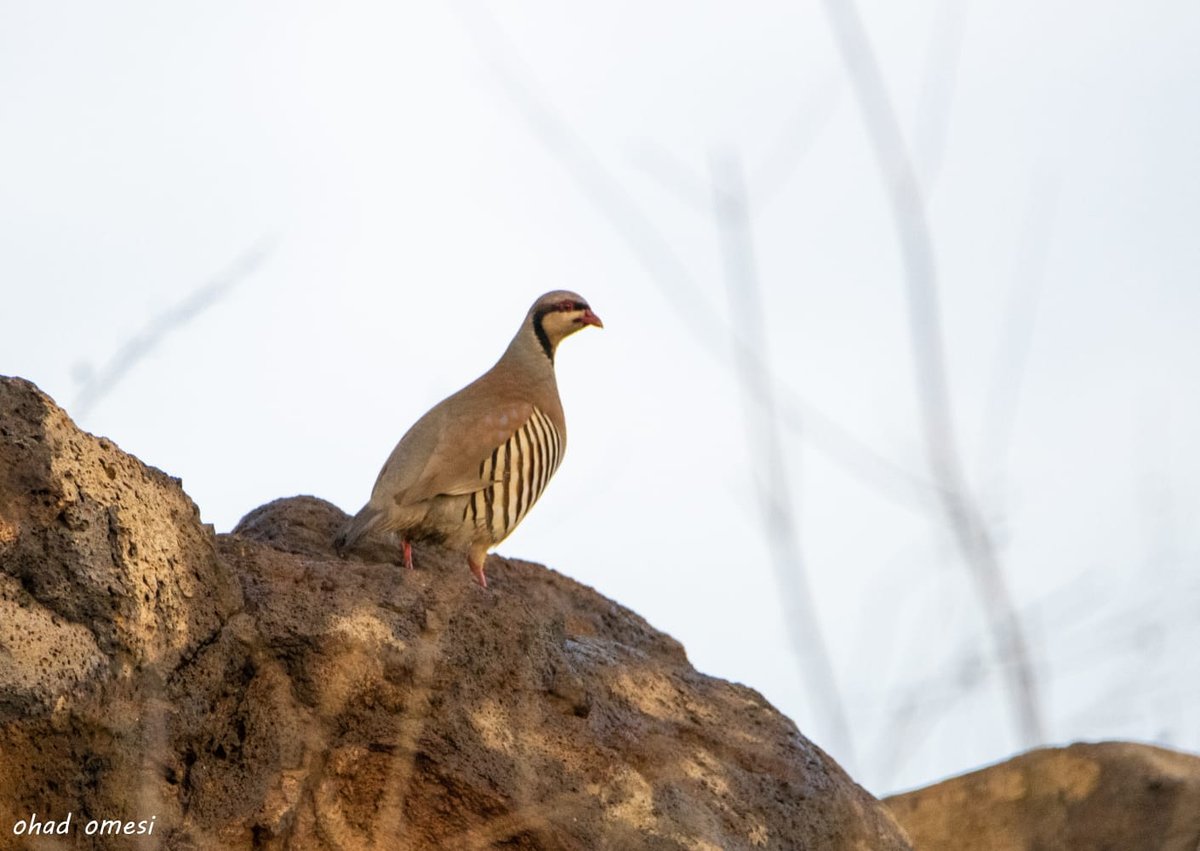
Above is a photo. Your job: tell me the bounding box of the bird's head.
[528,290,602,360]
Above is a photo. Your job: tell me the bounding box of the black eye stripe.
[533,301,588,359]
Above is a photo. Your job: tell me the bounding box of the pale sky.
[3,0,1199,794]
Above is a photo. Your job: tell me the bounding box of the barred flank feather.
[465,406,563,545]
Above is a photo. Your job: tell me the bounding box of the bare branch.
[977,173,1060,490]
[820,0,1044,745]
[748,76,844,213]
[711,152,856,765]
[73,236,277,418]
[913,0,969,191]
[630,76,843,217]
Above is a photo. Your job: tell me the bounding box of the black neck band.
[532,309,554,362]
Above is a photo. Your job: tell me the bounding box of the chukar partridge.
[335,291,602,587]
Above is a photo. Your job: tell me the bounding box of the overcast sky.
[3,0,1199,794]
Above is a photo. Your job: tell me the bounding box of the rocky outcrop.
[0,376,912,850]
[886,741,1200,851]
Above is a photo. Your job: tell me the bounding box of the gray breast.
[464,407,563,544]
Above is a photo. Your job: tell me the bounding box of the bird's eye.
[557,300,575,311]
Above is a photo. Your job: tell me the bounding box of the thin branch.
[711,151,855,766]
[748,75,844,213]
[912,0,969,192]
[72,236,277,417]
[629,76,844,217]
[873,651,987,789]
[820,0,1044,745]
[629,136,939,519]
[373,583,454,848]
[976,173,1060,491]
[626,142,710,213]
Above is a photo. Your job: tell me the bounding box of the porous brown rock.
[885,741,1200,851]
[0,376,912,850]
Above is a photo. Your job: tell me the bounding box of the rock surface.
[0,376,912,850]
[886,741,1200,851]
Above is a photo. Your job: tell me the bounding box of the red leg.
[468,555,488,588]
[402,539,414,571]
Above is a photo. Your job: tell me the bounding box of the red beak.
[580,308,604,328]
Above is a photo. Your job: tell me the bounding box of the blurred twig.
[749,75,844,213]
[873,649,988,789]
[976,174,1060,494]
[711,152,855,766]
[72,237,276,417]
[627,143,711,213]
[375,582,455,848]
[913,0,969,191]
[630,77,844,217]
[866,559,1136,788]
[820,0,1044,745]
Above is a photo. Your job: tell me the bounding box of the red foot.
[469,558,488,588]
[402,540,414,571]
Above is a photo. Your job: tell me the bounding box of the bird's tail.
[334,505,383,555]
